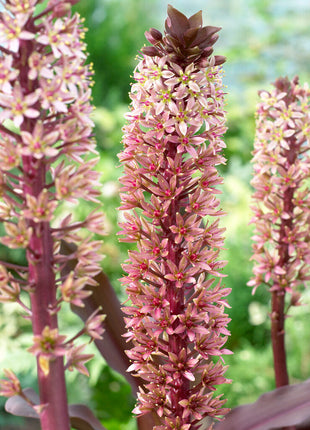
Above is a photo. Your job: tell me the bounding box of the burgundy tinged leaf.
[193,26,221,48]
[5,388,107,430]
[183,27,200,47]
[137,411,163,430]
[214,379,310,430]
[188,10,203,28]
[166,4,189,40]
[69,404,107,430]
[140,46,159,57]
[5,388,40,419]
[143,4,225,67]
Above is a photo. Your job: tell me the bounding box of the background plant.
[248,76,310,388]
[0,1,105,429]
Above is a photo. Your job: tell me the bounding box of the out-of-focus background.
[1,0,310,429]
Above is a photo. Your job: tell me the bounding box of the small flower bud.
[52,3,72,18]
[141,46,160,57]
[145,28,163,45]
[0,369,22,397]
[65,344,94,376]
[290,291,302,307]
[85,309,106,340]
[214,55,227,66]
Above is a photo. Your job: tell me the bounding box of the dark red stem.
[16,26,71,427]
[163,141,190,419]
[270,135,298,391]
[271,139,299,430]
[271,291,289,387]
[23,156,70,430]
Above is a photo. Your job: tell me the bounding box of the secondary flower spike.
[249,76,310,387]
[119,5,231,429]
[0,1,104,429]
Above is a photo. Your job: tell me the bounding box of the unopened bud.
[53,3,71,17]
[141,46,160,57]
[290,291,302,307]
[202,46,213,57]
[214,55,226,66]
[145,29,163,46]
[149,28,163,41]
[209,33,219,45]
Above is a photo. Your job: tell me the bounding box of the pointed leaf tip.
[214,379,310,430]
[188,10,203,28]
[141,46,159,57]
[5,389,108,430]
[214,55,226,66]
[69,404,107,430]
[166,4,189,38]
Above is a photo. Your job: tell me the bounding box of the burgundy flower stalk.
[0,1,104,429]
[248,76,310,388]
[119,6,231,429]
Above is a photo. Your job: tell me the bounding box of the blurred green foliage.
[1,0,310,428]
[91,366,135,424]
[73,0,156,107]
[217,291,310,408]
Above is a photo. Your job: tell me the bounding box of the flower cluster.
[0,0,104,426]
[119,6,231,429]
[249,76,310,298]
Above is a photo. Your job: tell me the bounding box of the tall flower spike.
[0,1,104,429]
[248,76,310,387]
[119,6,231,429]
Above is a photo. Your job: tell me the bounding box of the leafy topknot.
[142,5,226,67]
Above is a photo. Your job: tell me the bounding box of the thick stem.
[271,291,289,387]
[274,145,298,430]
[164,143,190,419]
[167,280,188,417]
[270,141,296,390]
[23,156,70,430]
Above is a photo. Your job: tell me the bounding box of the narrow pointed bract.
[119,6,231,429]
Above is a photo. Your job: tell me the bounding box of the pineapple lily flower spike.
[0,1,105,429]
[119,5,232,430]
[248,76,310,389]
